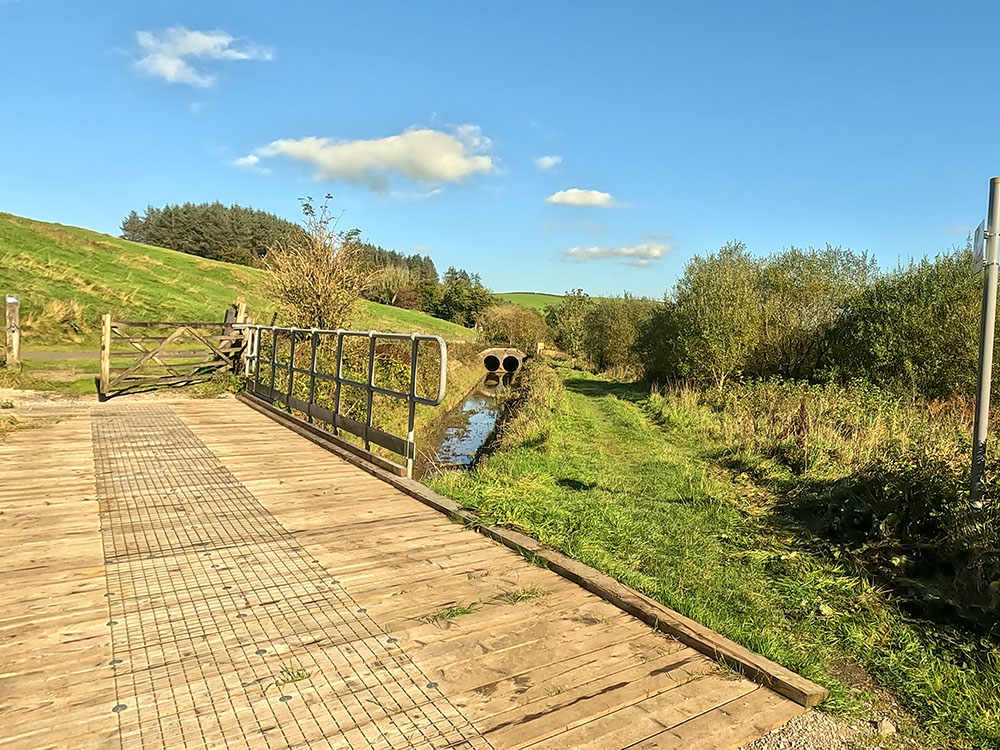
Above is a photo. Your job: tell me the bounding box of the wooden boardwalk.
[0,399,807,749]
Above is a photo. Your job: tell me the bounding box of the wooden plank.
[52,398,801,750]
[0,415,118,748]
[239,393,406,476]
[110,320,224,328]
[625,686,806,749]
[243,394,830,710]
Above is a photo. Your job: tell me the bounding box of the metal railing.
[240,325,447,477]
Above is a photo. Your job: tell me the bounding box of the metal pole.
[406,335,418,479]
[971,176,1000,505]
[365,332,376,451]
[269,328,278,398]
[286,331,295,413]
[307,330,318,424]
[333,331,344,435]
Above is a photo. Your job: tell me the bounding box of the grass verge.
[429,362,1000,749]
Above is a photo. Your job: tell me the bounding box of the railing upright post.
[406,335,418,479]
[333,331,344,435]
[269,328,278,399]
[365,332,376,451]
[308,330,318,424]
[286,330,295,413]
[253,328,262,391]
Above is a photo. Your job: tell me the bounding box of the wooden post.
[234,297,247,375]
[99,313,111,399]
[4,295,20,372]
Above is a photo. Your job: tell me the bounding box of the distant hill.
[496,291,563,312]
[0,212,475,348]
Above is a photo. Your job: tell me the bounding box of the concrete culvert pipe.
[502,355,520,373]
[484,354,501,372]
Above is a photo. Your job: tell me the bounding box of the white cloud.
[546,188,618,207]
[231,154,271,174]
[561,241,672,265]
[134,26,271,87]
[250,126,494,192]
[534,155,562,171]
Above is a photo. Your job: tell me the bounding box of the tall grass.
[647,380,999,620]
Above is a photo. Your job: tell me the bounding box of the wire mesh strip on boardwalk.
[93,405,489,749]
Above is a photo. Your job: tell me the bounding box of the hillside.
[0,213,476,348]
[496,291,562,312]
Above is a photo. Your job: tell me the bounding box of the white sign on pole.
[974,219,987,274]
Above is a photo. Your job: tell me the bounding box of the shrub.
[824,248,981,400]
[365,264,412,306]
[263,196,364,329]
[647,379,999,616]
[544,289,593,358]
[581,296,657,375]
[755,246,875,380]
[664,241,762,387]
[434,268,495,327]
[476,304,547,353]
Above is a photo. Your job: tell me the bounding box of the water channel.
[419,373,513,477]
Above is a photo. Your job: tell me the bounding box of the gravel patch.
[741,711,873,750]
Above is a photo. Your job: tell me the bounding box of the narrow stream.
[422,374,512,475]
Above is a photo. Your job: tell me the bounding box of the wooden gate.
[99,302,246,400]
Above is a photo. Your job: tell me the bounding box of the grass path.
[431,364,1000,750]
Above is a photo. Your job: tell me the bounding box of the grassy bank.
[0,212,476,395]
[430,362,1000,750]
[0,212,475,350]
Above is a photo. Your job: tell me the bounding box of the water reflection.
[429,374,513,471]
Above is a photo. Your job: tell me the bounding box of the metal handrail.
[238,324,447,477]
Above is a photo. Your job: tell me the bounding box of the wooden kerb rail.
[237,392,832,710]
[239,324,447,478]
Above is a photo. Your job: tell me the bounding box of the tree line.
[546,241,985,400]
[121,201,495,329]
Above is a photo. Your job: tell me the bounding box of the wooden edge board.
[234,392,829,709]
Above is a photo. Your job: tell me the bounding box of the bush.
[476,304,547,353]
[434,268,494,327]
[544,289,593,358]
[581,296,657,375]
[755,246,875,379]
[263,197,364,329]
[647,379,999,616]
[824,248,981,399]
[655,241,762,387]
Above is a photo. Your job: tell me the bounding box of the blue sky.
[0,1,997,296]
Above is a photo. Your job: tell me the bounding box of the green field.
[496,291,563,312]
[0,212,475,349]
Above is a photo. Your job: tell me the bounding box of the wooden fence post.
[234,297,248,375]
[99,313,111,399]
[4,295,20,372]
